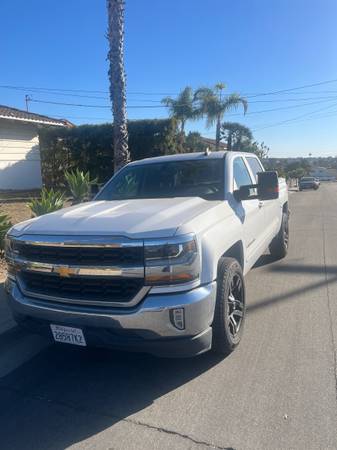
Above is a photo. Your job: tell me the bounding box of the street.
[0,183,336,450]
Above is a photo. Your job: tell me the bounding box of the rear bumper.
[5,279,217,357]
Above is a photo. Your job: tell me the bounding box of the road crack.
[0,384,233,450]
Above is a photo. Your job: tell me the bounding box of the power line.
[245,77,337,98]
[2,77,337,99]
[252,101,337,131]
[29,96,337,116]
[29,99,167,109]
[227,98,337,117]
[0,84,178,96]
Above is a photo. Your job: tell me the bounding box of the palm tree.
[194,83,248,151]
[107,0,130,172]
[220,122,253,151]
[162,87,196,133]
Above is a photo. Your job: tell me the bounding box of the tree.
[194,83,248,151]
[107,0,130,172]
[184,132,208,152]
[162,87,196,133]
[220,122,253,151]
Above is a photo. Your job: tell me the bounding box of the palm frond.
[223,93,248,115]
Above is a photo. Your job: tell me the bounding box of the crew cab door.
[245,156,281,244]
[231,156,266,266]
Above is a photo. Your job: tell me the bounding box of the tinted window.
[246,157,264,182]
[233,157,253,189]
[97,159,224,201]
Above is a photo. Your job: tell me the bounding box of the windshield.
[96,159,224,201]
[301,177,314,181]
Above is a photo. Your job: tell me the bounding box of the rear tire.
[269,212,289,259]
[212,258,246,356]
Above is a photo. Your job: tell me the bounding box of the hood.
[12,198,221,239]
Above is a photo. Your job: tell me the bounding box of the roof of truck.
[129,151,228,166]
[129,151,262,166]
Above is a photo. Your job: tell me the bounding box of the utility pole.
[25,94,31,112]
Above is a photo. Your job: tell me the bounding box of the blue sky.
[1,0,337,157]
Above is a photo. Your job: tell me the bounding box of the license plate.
[50,324,86,347]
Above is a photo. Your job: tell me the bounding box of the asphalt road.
[0,183,337,450]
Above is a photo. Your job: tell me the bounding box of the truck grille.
[15,243,144,266]
[20,271,143,304]
[13,237,147,307]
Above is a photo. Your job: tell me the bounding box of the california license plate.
[50,324,86,347]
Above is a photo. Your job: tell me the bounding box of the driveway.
[0,183,336,449]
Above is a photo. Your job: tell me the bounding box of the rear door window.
[233,157,253,189]
[246,157,264,183]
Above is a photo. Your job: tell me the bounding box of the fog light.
[170,308,185,330]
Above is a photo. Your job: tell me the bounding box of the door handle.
[258,201,264,209]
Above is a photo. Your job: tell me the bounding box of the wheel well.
[221,241,244,270]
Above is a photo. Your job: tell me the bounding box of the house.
[0,105,72,190]
[309,166,337,181]
[201,137,227,151]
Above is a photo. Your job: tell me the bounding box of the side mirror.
[257,171,279,200]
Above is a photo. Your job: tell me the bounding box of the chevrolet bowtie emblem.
[54,266,76,278]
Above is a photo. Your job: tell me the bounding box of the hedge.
[39,119,184,188]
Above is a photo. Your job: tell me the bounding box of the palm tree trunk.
[227,132,232,151]
[215,116,221,151]
[107,0,130,172]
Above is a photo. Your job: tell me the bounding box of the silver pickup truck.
[5,151,289,357]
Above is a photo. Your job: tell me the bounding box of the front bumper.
[5,279,217,357]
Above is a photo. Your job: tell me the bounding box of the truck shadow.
[247,262,337,313]
[253,253,279,268]
[0,341,224,449]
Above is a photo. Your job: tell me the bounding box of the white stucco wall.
[0,119,43,190]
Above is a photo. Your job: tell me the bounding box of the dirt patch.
[0,201,32,279]
[0,258,6,280]
[0,201,32,225]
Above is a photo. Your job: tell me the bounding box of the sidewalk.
[0,279,49,377]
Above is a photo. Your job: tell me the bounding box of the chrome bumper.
[6,279,217,340]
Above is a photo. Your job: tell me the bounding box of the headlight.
[144,234,199,286]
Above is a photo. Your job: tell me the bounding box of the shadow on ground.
[0,343,224,449]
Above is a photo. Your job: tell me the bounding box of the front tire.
[269,212,289,259]
[212,258,246,356]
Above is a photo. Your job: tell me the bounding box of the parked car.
[4,151,289,358]
[299,176,319,190]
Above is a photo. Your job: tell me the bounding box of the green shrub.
[65,169,97,204]
[39,119,184,188]
[0,214,12,252]
[28,188,65,217]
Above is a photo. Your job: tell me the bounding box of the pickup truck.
[5,151,289,358]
